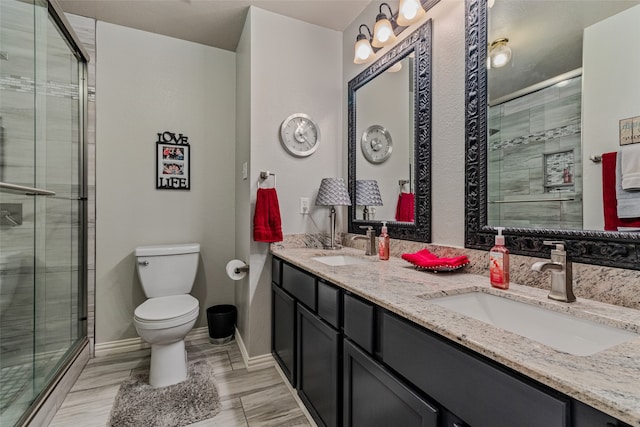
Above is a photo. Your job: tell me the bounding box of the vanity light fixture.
[354,24,375,64]
[488,38,512,68]
[316,178,352,250]
[397,0,426,27]
[372,3,397,48]
[356,180,383,220]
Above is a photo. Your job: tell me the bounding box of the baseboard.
[94,327,209,357]
[273,363,318,427]
[234,328,275,371]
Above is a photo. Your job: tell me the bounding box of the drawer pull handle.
[138,261,149,266]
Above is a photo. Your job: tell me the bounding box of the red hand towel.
[401,249,469,268]
[395,192,415,222]
[602,152,640,231]
[253,188,283,242]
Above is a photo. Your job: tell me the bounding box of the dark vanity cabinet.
[272,258,342,427]
[271,256,630,427]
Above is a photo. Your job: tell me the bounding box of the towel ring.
[259,171,276,188]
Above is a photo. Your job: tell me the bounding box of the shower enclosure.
[0,1,88,426]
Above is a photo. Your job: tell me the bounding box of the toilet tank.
[135,243,200,298]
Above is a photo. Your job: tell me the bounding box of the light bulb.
[354,37,374,64]
[397,0,426,26]
[372,17,396,48]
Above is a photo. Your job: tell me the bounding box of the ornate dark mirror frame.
[348,19,432,242]
[464,0,640,269]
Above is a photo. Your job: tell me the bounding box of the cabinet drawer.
[282,263,317,311]
[318,280,341,329]
[343,293,374,354]
[381,311,569,427]
[272,256,282,286]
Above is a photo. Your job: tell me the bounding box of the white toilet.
[134,243,200,387]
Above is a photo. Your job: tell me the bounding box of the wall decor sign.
[620,115,640,145]
[156,131,190,190]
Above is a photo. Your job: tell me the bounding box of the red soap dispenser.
[378,221,390,260]
[490,227,509,289]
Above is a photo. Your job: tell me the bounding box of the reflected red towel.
[395,192,415,222]
[602,152,640,231]
[401,249,469,268]
[253,188,283,242]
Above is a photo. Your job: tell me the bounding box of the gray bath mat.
[109,360,221,427]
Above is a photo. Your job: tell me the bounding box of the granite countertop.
[271,247,640,426]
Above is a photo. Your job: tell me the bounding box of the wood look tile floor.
[49,337,312,427]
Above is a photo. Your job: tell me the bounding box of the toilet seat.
[134,294,199,330]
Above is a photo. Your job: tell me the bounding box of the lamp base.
[324,206,343,250]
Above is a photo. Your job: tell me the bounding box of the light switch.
[242,162,247,180]
[300,197,310,214]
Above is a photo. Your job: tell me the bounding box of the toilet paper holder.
[234,264,249,274]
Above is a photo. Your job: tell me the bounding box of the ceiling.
[57,0,372,52]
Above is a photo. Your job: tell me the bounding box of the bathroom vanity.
[271,247,640,427]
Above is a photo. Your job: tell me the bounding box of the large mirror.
[348,19,432,242]
[465,0,640,269]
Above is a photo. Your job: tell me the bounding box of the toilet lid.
[134,294,199,321]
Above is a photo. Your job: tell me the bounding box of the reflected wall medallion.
[280,113,320,157]
[156,131,190,190]
[361,125,393,164]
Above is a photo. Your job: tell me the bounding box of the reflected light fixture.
[488,38,512,68]
[372,3,397,48]
[397,0,426,27]
[387,62,403,73]
[354,24,375,64]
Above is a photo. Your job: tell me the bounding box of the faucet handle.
[543,240,565,251]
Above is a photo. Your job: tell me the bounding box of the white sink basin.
[430,292,638,356]
[312,255,372,266]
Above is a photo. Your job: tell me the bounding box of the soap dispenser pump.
[378,221,390,260]
[490,227,509,289]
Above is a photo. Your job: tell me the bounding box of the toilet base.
[149,339,188,387]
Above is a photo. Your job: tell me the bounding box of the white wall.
[343,0,467,246]
[235,7,343,357]
[95,22,237,344]
[582,5,640,230]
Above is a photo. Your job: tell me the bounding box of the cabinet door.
[343,339,438,427]
[272,283,296,386]
[297,304,340,427]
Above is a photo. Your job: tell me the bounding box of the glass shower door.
[0,1,86,425]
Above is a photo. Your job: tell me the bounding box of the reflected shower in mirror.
[464,0,640,269]
[487,0,640,232]
[348,19,432,242]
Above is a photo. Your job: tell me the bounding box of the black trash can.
[206,305,237,344]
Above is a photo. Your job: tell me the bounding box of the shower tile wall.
[488,77,583,229]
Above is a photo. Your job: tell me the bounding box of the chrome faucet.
[351,226,377,256]
[531,241,576,302]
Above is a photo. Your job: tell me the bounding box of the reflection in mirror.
[487,0,640,232]
[348,20,432,242]
[355,55,414,222]
[464,0,640,269]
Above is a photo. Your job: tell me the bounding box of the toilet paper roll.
[226,259,248,281]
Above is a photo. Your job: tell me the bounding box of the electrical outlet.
[300,197,310,214]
